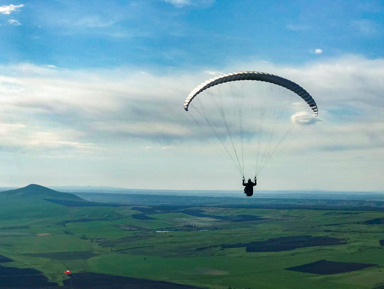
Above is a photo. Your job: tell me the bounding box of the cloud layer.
[1,56,383,148]
[0,55,383,190]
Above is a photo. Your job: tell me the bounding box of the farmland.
[1,185,384,288]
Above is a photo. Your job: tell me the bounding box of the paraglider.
[243,177,257,197]
[184,71,318,196]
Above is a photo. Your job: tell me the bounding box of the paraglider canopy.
[184,71,318,115]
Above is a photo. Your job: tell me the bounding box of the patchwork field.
[1,186,384,289]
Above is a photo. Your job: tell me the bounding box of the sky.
[0,0,383,192]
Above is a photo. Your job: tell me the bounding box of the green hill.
[0,184,120,223]
[0,184,83,201]
[0,185,125,287]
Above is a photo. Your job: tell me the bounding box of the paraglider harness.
[243,176,257,197]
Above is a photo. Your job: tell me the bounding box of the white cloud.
[8,19,21,26]
[26,131,98,151]
[310,48,323,54]
[291,112,320,125]
[161,146,173,150]
[0,4,23,15]
[93,121,191,139]
[0,121,95,152]
[164,0,191,7]
[164,0,214,8]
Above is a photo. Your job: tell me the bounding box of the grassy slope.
[0,185,122,284]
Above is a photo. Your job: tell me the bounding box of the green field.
[1,185,384,289]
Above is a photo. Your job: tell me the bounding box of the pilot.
[242,177,257,197]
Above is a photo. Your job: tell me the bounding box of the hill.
[1,184,83,201]
[0,184,122,223]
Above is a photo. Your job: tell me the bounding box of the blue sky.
[0,0,383,192]
[2,0,384,68]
